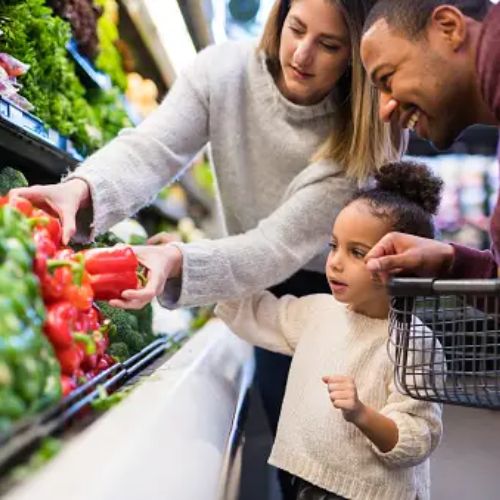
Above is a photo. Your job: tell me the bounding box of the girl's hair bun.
[374,161,443,215]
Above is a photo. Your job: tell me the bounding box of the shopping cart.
[388,278,500,409]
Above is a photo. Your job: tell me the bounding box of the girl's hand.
[322,375,366,423]
[109,244,183,310]
[10,179,91,245]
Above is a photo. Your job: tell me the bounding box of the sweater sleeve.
[64,45,215,241]
[215,292,315,355]
[159,161,354,308]
[447,243,497,279]
[371,321,443,469]
[370,379,442,469]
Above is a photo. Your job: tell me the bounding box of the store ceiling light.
[142,0,196,73]
[122,0,197,85]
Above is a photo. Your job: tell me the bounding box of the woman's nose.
[294,40,313,68]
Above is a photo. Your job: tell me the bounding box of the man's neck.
[469,19,499,127]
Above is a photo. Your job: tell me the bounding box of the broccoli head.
[0,167,28,196]
[97,301,154,359]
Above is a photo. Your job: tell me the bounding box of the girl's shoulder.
[294,293,344,319]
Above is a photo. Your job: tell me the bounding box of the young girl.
[216,161,443,500]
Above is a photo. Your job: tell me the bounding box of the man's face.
[361,18,474,150]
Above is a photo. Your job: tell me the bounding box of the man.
[359,0,500,279]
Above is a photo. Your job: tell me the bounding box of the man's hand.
[322,375,366,424]
[364,232,455,284]
[109,244,183,310]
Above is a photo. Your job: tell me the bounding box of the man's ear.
[430,5,467,51]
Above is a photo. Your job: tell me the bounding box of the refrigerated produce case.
[3,322,254,500]
[0,0,252,496]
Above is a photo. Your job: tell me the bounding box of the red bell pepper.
[61,375,77,397]
[8,196,33,216]
[56,344,83,376]
[83,247,139,275]
[46,251,94,311]
[33,229,57,283]
[44,302,78,349]
[30,209,62,247]
[75,307,100,333]
[89,271,140,301]
[81,247,142,300]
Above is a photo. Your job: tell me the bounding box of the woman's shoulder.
[192,39,257,75]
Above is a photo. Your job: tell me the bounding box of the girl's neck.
[350,298,390,320]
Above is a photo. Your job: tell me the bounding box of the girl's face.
[326,200,391,319]
[277,0,351,105]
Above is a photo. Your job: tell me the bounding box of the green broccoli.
[107,342,130,363]
[70,231,124,252]
[98,302,155,359]
[0,167,28,196]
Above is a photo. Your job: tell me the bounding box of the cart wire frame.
[388,278,500,410]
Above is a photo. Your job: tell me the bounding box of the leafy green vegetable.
[88,87,132,144]
[91,384,129,411]
[8,437,62,483]
[94,0,126,91]
[0,0,102,152]
[0,167,28,195]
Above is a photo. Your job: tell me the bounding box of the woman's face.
[278,0,351,105]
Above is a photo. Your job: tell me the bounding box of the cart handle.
[388,278,500,296]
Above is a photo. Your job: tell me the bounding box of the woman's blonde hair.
[258,0,405,182]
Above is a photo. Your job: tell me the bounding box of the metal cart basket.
[388,278,500,409]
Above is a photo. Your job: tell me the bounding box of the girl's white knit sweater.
[216,293,442,500]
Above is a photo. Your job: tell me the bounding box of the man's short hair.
[363,0,491,39]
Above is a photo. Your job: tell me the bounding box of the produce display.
[126,72,159,119]
[0,203,60,432]
[0,176,154,412]
[0,0,210,481]
[0,52,34,111]
[0,0,101,152]
[94,0,126,91]
[47,0,102,60]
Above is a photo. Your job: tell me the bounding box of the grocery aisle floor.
[239,393,500,500]
[238,385,282,500]
[431,405,500,499]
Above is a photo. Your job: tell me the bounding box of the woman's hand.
[147,232,181,245]
[109,244,183,310]
[10,179,91,245]
[322,375,366,423]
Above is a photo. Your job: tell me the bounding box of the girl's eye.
[328,242,337,252]
[352,249,365,259]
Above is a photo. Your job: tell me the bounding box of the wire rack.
[388,278,500,409]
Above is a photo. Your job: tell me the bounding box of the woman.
[13,0,400,496]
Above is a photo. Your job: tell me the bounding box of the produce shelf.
[67,39,112,91]
[0,331,188,483]
[0,97,82,183]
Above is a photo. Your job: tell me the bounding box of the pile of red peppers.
[0,193,143,397]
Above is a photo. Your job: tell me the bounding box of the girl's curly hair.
[347,161,443,238]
